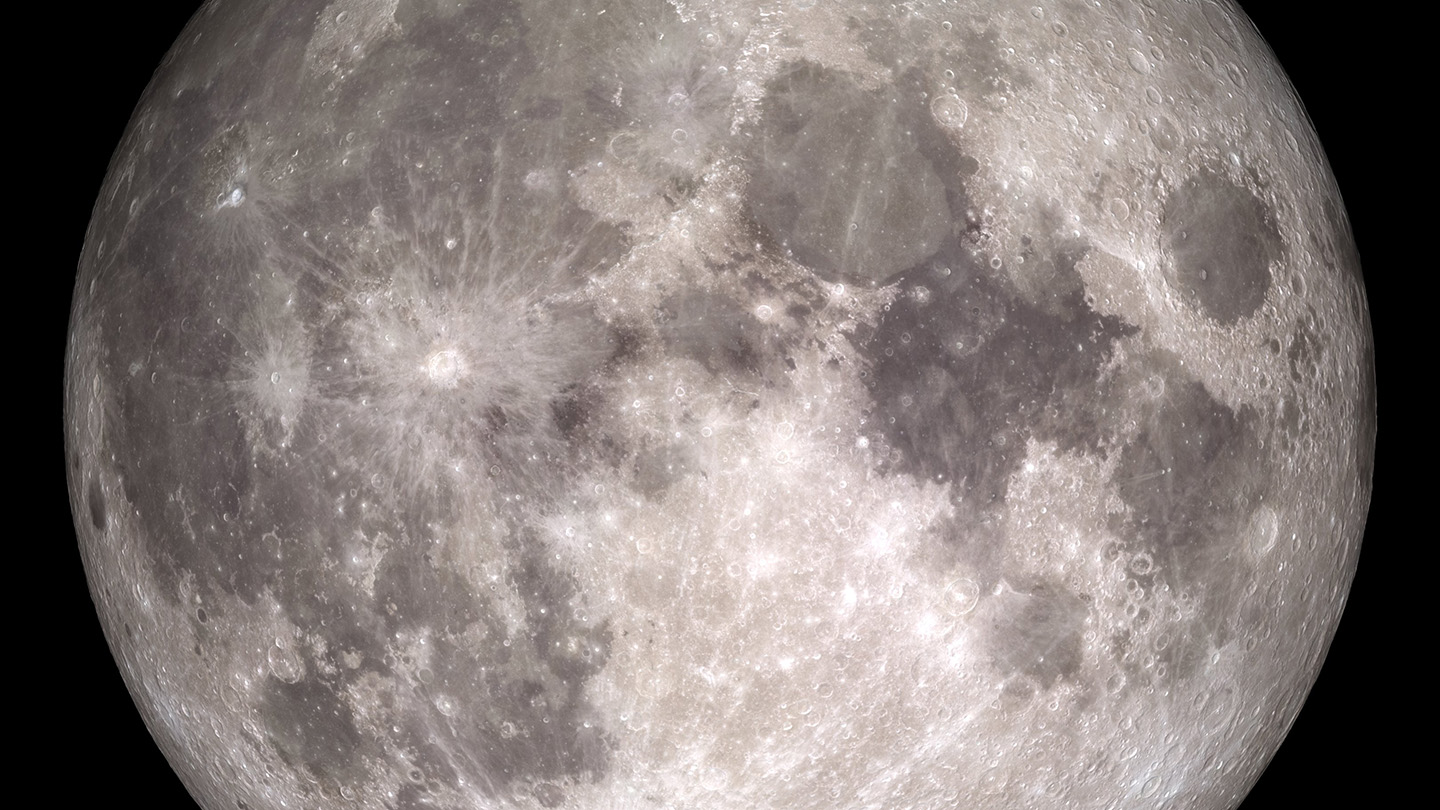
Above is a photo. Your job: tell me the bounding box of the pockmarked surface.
[65,2,1374,809]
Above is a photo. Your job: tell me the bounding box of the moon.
[62,2,1381,809]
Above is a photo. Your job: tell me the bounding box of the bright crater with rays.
[425,348,468,388]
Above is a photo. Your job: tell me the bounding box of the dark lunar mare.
[748,57,1145,689]
[1162,170,1282,325]
[1111,372,1270,682]
[81,0,630,803]
[748,62,953,283]
[864,251,1135,501]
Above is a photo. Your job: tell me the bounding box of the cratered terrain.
[57,2,1389,809]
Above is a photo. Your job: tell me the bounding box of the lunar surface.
[64,2,1376,809]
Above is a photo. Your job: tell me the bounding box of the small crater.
[1147,115,1180,152]
[940,578,980,615]
[533,783,566,808]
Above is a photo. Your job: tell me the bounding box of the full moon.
[64,1,1376,809]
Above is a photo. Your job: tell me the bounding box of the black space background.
[43,3,1396,808]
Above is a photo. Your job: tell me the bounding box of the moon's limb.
[65,2,1374,809]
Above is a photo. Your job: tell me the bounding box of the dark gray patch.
[1111,373,1270,675]
[87,477,107,530]
[511,547,613,687]
[748,62,950,283]
[374,538,483,634]
[260,676,367,781]
[890,65,983,225]
[400,537,613,797]
[949,25,1033,96]
[931,502,1007,593]
[1163,171,1281,324]
[602,324,645,369]
[1115,379,1267,555]
[111,332,260,606]
[632,442,695,498]
[986,584,1087,687]
[862,248,1135,504]
[333,2,522,150]
[91,152,323,610]
[655,293,774,379]
[551,384,599,439]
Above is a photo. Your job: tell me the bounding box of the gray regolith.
[65,2,1377,809]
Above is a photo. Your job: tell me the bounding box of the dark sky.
[50,3,1391,808]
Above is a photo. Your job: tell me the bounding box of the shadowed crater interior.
[87,476,107,530]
